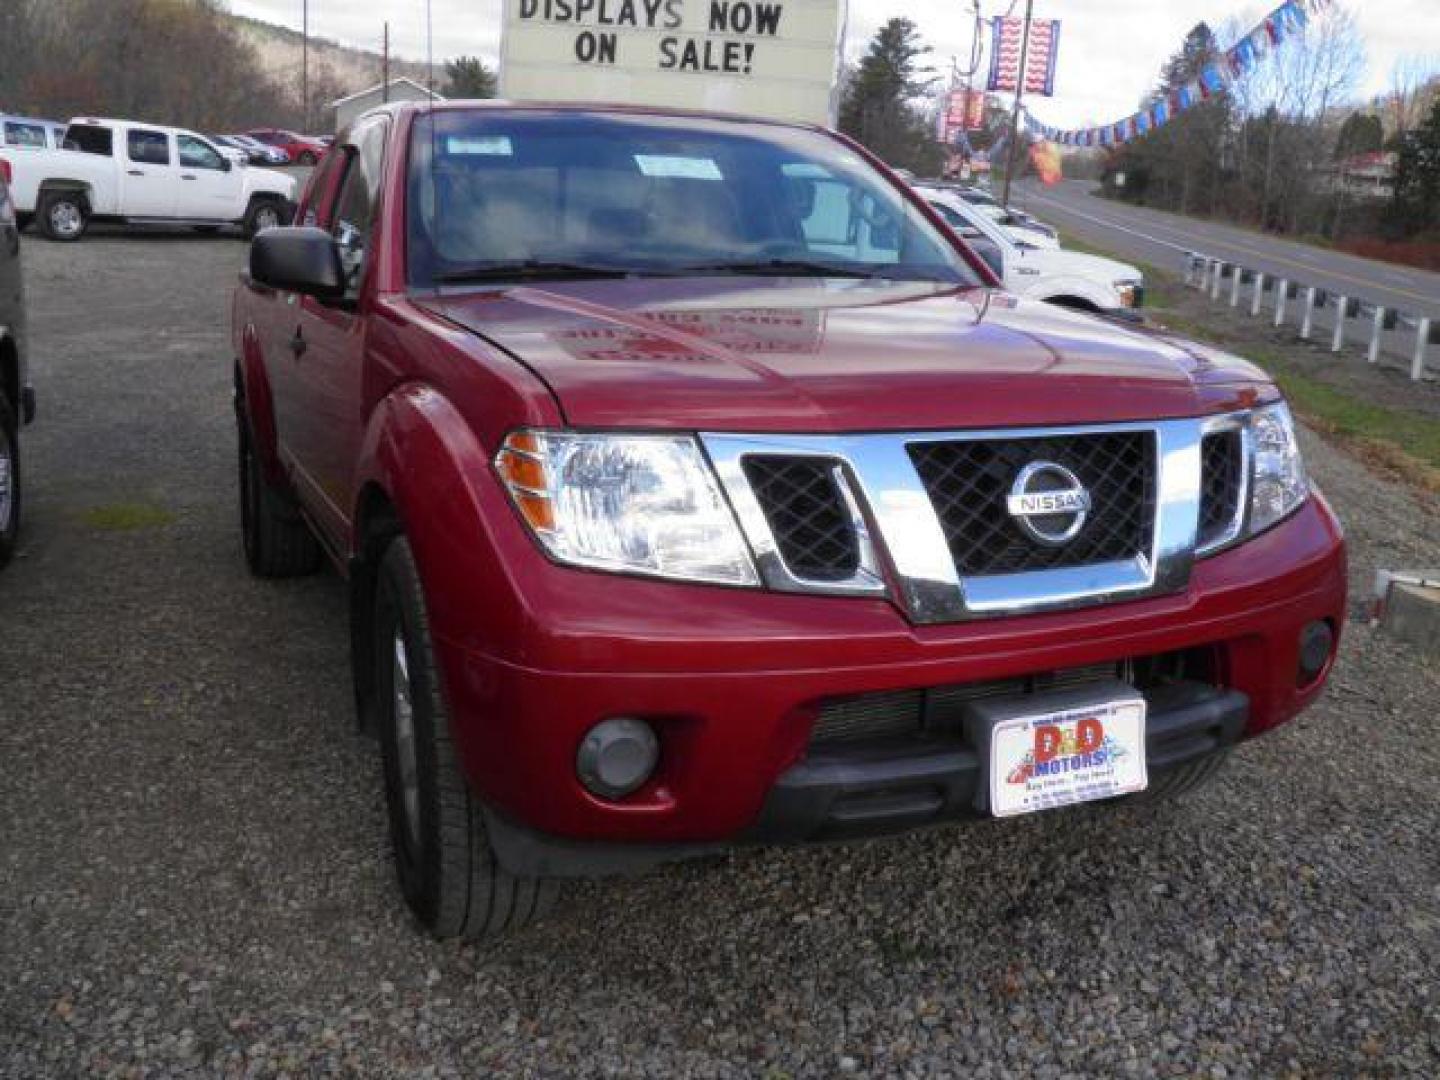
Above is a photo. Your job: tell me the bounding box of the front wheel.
[39,191,88,241]
[242,199,285,240]
[0,391,20,568]
[374,536,553,939]
[15,213,33,233]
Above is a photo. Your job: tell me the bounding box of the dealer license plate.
[989,697,1148,818]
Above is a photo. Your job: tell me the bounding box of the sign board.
[499,0,846,126]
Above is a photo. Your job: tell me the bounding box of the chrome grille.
[1198,429,1244,550]
[743,456,859,582]
[907,432,1155,576]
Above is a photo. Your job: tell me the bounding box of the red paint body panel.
[230,102,1348,850]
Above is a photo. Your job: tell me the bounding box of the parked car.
[245,128,327,166]
[2,118,296,241]
[234,101,1345,939]
[221,134,290,167]
[934,183,1062,248]
[919,185,1144,312]
[0,162,34,567]
[2,115,66,153]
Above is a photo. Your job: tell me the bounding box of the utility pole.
[302,0,309,132]
[383,22,390,103]
[1001,0,1035,209]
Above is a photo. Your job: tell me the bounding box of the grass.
[82,501,176,531]
[1049,226,1440,492]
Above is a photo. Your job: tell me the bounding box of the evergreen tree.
[1333,112,1383,159]
[1391,97,1440,231]
[837,19,939,173]
[443,56,497,100]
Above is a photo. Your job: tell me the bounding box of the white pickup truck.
[918,184,1144,314]
[1,118,296,241]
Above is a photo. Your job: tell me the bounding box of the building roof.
[330,77,445,109]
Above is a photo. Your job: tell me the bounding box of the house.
[330,77,444,132]
[1325,151,1397,199]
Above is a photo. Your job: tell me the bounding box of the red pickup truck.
[233,102,1346,939]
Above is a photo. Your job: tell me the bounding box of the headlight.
[495,430,759,586]
[1248,402,1308,533]
[1113,279,1143,308]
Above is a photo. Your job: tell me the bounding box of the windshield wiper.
[433,260,635,284]
[671,258,888,279]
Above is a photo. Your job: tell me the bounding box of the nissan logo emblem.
[1006,462,1092,545]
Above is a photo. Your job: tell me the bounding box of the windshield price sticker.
[989,699,1148,818]
[445,136,515,156]
[634,155,724,179]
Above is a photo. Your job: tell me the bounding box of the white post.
[1230,267,1243,307]
[1414,318,1431,381]
[1368,307,1384,364]
[1210,261,1225,300]
[1251,272,1266,317]
[1300,286,1316,339]
[1331,296,1347,352]
[1275,279,1289,326]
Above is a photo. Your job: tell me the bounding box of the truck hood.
[1027,248,1141,282]
[422,277,1271,432]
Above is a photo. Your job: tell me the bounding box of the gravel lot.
[2,233,1438,1077]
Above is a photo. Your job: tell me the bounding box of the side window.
[66,125,114,156]
[5,122,48,149]
[330,121,389,291]
[127,129,171,166]
[177,135,225,171]
[782,166,902,263]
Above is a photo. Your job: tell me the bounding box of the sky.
[228,0,1439,129]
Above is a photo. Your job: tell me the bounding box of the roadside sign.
[499,0,846,126]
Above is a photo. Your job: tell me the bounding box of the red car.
[233,102,1346,939]
[244,127,326,166]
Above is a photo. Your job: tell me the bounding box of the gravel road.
[2,234,1438,1077]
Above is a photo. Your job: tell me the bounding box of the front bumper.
[432,493,1345,865]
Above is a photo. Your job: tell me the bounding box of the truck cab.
[2,118,296,240]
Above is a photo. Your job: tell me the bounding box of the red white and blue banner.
[987,16,1061,97]
[1023,0,1330,147]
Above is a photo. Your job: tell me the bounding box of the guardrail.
[1183,253,1437,381]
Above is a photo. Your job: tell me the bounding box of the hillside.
[229,13,433,117]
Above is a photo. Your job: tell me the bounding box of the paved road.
[3,233,1440,1075]
[1013,180,1440,322]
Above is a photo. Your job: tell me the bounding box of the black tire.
[0,391,20,569]
[15,213,33,234]
[237,415,321,577]
[38,190,88,242]
[374,536,553,939]
[1144,751,1230,801]
[242,198,286,240]
[297,150,318,167]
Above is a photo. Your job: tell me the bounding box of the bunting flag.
[1024,0,1331,148]
[987,16,1062,96]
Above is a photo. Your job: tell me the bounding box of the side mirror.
[250,226,345,300]
[222,157,233,172]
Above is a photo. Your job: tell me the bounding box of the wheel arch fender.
[1030,275,1112,311]
[233,324,287,489]
[347,384,529,733]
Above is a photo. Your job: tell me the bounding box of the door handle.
[181,174,196,180]
[127,169,144,176]
[288,327,307,358]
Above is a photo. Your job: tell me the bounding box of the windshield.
[406,111,982,288]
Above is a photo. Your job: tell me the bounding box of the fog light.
[577,718,659,800]
[1298,620,1334,686]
